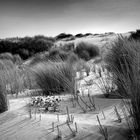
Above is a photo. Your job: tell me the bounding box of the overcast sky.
[0,0,140,38]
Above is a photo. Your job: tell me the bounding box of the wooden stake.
[114,106,121,123]
[39,113,41,121]
[34,107,37,119]
[66,106,70,122]
[57,114,59,122]
[29,106,32,119]
[57,125,60,135]
[71,115,74,123]
[52,122,54,132]
[98,105,100,111]
[82,90,84,97]
[102,110,106,119]
[75,122,78,132]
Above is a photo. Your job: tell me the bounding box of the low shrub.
[84,33,93,36]
[49,47,68,61]
[75,34,84,38]
[60,42,75,52]
[74,42,100,61]
[130,29,140,41]
[0,36,54,60]
[55,33,73,40]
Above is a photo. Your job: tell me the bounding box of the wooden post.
[102,110,106,119]
[75,122,78,132]
[39,113,41,121]
[57,125,60,136]
[98,105,100,111]
[57,114,59,122]
[66,106,70,123]
[29,105,32,119]
[52,122,54,132]
[34,107,37,119]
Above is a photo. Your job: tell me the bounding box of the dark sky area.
[0,0,140,38]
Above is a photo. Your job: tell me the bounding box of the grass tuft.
[105,36,140,137]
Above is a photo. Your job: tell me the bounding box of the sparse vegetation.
[94,67,116,98]
[0,32,139,140]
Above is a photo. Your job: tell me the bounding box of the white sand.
[0,94,129,140]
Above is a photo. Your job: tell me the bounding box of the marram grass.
[31,61,75,96]
[0,59,25,113]
[105,36,140,137]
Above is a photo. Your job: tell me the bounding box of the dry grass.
[31,61,75,96]
[0,59,28,113]
[105,36,140,138]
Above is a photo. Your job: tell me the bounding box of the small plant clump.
[30,96,61,112]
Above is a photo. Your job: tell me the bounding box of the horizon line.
[0,30,136,39]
